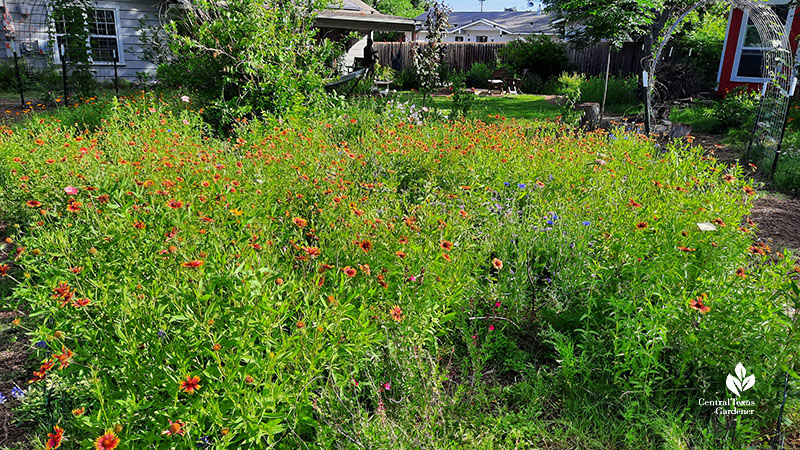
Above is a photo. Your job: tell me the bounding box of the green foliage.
[392,67,421,90]
[449,76,475,120]
[465,62,493,89]
[1,94,799,448]
[498,35,568,82]
[543,0,673,46]
[0,61,20,91]
[579,75,640,106]
[151,0,340,127]
[675,5,727,78]
[712,87,758,133]
[371,0,426,18]
[554,72,583,114]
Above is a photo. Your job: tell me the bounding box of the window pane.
[743,22,760,47]
[90,9,116,36]
[737,50,763,78]
[91,37,118,62]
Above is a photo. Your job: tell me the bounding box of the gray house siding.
[1,0,160,80]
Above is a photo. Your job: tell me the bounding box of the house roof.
[415,10,555,34]
[316,0,417,32]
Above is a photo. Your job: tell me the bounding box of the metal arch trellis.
[646,0,793,155]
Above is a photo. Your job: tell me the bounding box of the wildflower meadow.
[0,94,798,449]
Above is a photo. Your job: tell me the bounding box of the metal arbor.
[646,0,793,154]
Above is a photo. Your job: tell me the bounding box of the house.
[409,9,556,43]
[0,0,414,81]
[716,0,800,94]
[1,0,161,81]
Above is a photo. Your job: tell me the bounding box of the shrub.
[580,75,640,106]
[392,66,420,90]
[498,35,569,81]
[712,86,758,132]
[465,62,493,89]
[150,0,340,127]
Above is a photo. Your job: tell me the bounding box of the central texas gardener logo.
[726,363,755,397]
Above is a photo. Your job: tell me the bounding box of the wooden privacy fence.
[375,41,653,77]
[375,42,506,73]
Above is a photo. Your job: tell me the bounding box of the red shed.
[717,0,800,95]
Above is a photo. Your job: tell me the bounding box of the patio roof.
[316,0,417,32]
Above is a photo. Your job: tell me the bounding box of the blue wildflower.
[0,392,6,404]
[158,329,166,339]
[582,221,591,226]
[546,220,553,225]
[34,340,49,349]
[503,181,510,186]
[552,214,559,221]
[517,183,526,189]
[11,386,24,399]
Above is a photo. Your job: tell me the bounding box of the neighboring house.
[409,9,555,43]
[717,0,800,94]
[0,0,414,80]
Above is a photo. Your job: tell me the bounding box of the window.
[476,35,488,42]
[454,35,464,42]
[89,9,121,63]
[53,7,123,64]
[733,5,791,80]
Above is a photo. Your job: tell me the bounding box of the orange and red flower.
[45,425,64,449]
[390,305,403,323]
[689,293,710,313]
[182,260,204,268]
[162,419,186,436]
[95,431,120,450]
[179,375,201,394]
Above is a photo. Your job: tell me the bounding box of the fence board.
[375,41,655,77]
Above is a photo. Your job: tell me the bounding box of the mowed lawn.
[391,92,566,121]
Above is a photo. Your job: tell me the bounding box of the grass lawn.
[0,93,798,449]
[391,92,566,121]
[390,91,643,122]
[670,104,718,134]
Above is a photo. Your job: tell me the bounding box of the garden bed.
[0,95,797,448]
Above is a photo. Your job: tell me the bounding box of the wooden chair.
[488,69,508,95]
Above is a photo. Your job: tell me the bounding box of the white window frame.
[52,5,125,66]
[731,7,793,82]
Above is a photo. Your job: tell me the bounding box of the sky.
[443,0,543,12]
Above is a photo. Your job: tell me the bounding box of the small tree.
[153,0,341,126]
[412,1,450,107]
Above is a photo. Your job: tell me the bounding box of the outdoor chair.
[488,69,508,95]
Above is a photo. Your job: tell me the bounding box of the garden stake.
[600,45,611,121]
[643,71,651,135]
[771,370,791,449]
[746,82,768,160]
[770,77,796,179]
[113,49,120,97]
[58,42,69,107]
[12,47,25,107]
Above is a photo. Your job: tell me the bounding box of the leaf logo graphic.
[726,363,755,397]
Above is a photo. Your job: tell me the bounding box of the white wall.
[411,27,526,43]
